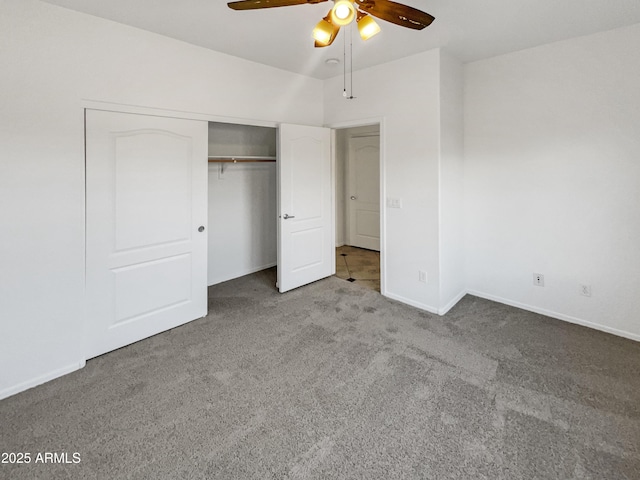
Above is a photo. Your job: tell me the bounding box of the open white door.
[85,109,208,359]
[278,123,333,293]
[347,134,380,251]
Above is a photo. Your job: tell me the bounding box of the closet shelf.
[208,155,276,163]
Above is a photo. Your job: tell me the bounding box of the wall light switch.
[387,197,402,209]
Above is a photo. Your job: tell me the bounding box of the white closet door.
[347,134,380,251]
[277,123,334,293]
[85,109,208,359]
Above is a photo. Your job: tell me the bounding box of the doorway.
[207,121,333,293]
[334,124,381,292]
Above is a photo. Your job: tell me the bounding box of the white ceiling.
[41,0,640,79]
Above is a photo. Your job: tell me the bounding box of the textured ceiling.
[41,0,640,79]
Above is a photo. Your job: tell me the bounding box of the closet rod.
[208,157,276,163]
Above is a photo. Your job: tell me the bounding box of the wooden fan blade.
[228,0,327,10]
[355,0,434,30]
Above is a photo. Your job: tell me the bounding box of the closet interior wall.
[207,122,277,286]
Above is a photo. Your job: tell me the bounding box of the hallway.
[335,246,380,292]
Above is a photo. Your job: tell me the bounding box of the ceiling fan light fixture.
[331,0,356,26]
[313,19,333,45]
[313,15,339,46]
[357,14,381,40]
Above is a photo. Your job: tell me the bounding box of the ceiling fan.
[227,0,435,47]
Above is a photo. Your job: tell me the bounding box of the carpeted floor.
[1,268,640,479]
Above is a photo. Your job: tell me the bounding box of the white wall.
[0,0,323,399]
[325,49,445,312]
[438,51,466,312]
[208,162,277,285]
[464,24,640,340]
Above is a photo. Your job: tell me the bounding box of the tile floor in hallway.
[335,245,380,292]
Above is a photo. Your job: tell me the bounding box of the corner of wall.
[437,49,466,313]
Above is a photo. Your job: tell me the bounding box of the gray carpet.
[1,268,640,479]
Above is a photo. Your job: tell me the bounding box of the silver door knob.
[350,196,356,200]
[198,226,205,232]
[283,214,295,219]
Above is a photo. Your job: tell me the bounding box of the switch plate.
[386,197,402,209]
[418,270,427,283]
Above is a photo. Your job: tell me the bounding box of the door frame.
[327,117,386,296]
[82,100,279,129]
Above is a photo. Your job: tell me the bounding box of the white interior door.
[278,123,333,293]
[85,109,208,359]
[347,134,380,251]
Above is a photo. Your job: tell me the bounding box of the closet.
[85,110,332,360]
[207,122,277,286]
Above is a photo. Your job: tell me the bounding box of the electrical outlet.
[533,273,544,286]
[579,284,592,297]
[418,270,427,283]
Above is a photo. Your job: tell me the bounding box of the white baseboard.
[467,289,640,342]
[382,290,466,316]
[208,262,277,287]
[0,359,86,401]
[439,290,467,315]
[383,291,439,315]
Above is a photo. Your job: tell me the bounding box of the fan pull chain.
[350,23,355,99]
[343,23,355,100]
[343,26,347,97]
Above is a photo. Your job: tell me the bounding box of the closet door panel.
[278,123,334,293]
[86,109,208,359]
[113,131,192,250]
